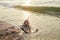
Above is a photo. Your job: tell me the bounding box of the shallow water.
[0,6,60,40]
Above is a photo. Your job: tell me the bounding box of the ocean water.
[0,6,60,40]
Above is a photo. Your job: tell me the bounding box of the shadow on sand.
[0,21,25,40]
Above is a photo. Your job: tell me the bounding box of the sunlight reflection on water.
[22,11,31,20]
[0,7,60,40]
